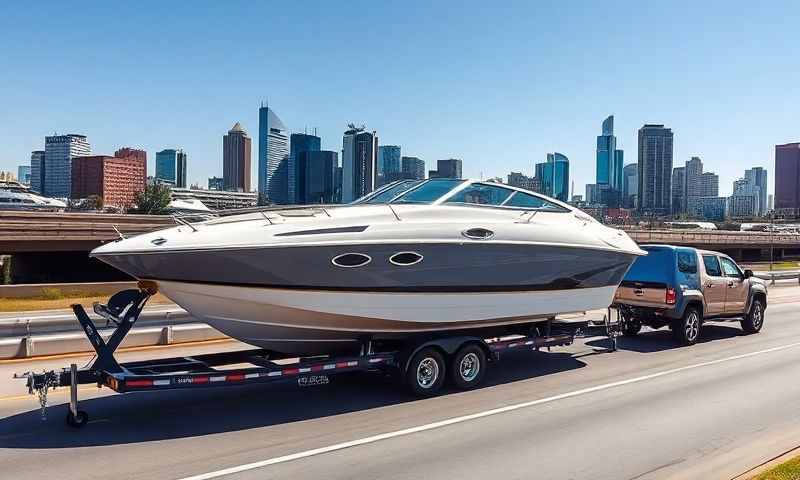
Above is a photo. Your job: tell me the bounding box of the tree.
[86,194,104,210]
[133,183,172,214]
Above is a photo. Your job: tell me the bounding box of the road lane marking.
[177,340,800,480]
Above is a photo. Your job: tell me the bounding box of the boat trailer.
[16,284,622,428]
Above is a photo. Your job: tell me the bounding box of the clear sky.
[1,1,798,197]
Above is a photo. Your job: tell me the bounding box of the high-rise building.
[114,147,147,185]
[622,163,638,209]
[428,159,463,179]
[258,104,289,203]
[30,151,45,193]
[507,172,540,193]
[697,197,727,221]
[637,124,673,215]
[155,149,187,188]
[671,166,686,215]
[535,153,569,201]
[296,150,338,204]
[208,176,224,190]
[71,154,146,209]
[596,115,624,205]
[401,156,425,180]
[288,133,321,203]
[684,156,718,215]
[341,126,378,203]
[744,167,768,216]
[44,134,91,197]
[223,123,252,192]
[775,143,800,213]
[377,145,402,185]
[17,165,31,185]
[586,184,599,204]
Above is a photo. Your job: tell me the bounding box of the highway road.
[1,290,800,479]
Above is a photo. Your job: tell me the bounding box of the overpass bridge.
[1,211,799,282]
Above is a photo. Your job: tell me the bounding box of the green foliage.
[133,183,172,214]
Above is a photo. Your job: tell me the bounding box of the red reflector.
[666,288,677,305]
[226,374,245,382]
[283,368,299,376]
[193,376,209,384]
[311,365,324,372]
[126,379,153,387]
[335,362,349,369]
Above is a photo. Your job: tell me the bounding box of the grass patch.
[752,454,800,480]
[0,292,172,312]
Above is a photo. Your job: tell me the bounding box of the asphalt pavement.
[0,289,799,480]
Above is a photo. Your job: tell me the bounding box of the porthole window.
[332,253,372,268]
[462,228,494,240]
[389,251,424,266]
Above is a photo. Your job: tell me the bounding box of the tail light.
[666,288,677,305]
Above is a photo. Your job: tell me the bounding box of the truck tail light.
[666,288,677,305]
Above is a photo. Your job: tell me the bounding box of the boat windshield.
[390,179,466,204]
[353,180,424,204]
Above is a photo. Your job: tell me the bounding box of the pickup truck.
[613,245,767,345]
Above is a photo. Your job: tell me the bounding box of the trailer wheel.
[741,298,764,334]
[672,307,701,346]
[621,314,642,337]
[66,410,88,428]
[450,344,486,390]
[406,347,446,396]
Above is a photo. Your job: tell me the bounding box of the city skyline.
[2,2,797,197]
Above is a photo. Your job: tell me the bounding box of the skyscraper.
[730,176,761,217]
[683,157,719,216]
[377,145,401,185]
[223,123,252,192]
[596,115,624,205]
[17,165,31,185]
[535,153,569,201]
[296,150,338,204]
[258,104,289,203]
[341,126,378,203]
[289,133,321,203]
[155,149,187,188]
[29,151,45,193]
[622,163,638,209]
[744,167,768,215]
[44,134,91,197]
[775,143,800,212]
[637,124,673,214]
[401,156,425,180]
[507,171,540,193]
[428,159,463,179]
[671,166,686,214]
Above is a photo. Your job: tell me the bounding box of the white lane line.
[176,340,800,480]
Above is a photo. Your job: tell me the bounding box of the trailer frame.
[16,285,620,428]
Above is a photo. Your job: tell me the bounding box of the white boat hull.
[158,280,616,354]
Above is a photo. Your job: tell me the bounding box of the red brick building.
[71,155,147,209]
[114,147,147,182]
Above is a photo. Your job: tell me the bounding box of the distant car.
[613,245,768,345]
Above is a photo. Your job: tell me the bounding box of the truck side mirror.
[744,269,753,278]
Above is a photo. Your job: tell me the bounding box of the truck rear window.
[624,247,672,284]
[677,251,697,273]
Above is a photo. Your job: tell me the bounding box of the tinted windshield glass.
[504,191,567,211]
[392,179,465,204]
[361,180,423,204]
[445,183,513,206]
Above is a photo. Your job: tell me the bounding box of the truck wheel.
[741,299,765,334]
[406,347,446,396]
[449,344,487,390]
[672,307,701,346]
[622,315,642,337]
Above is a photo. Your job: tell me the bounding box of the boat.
[91,178,646,354]
[0,181,67,211]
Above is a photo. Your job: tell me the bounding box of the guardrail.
[753,270,800,285]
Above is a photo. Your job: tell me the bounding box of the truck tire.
[672,306,701,346]
[741,298,765,334]
[406,347,446,396]
[449,344,487,390]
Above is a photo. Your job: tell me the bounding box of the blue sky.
[1,1,798,196]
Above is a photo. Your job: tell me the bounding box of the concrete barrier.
[0,281,137,299]
[0,323,229,360]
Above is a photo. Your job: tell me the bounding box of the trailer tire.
[622,315,642,337]
[741,298,764,334]
[66,410,88,428]
[406,347,446,396]
[672,307,701,346]
[450,344,487,390]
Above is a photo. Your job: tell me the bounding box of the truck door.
[701,254,727,316]
[719,256,747,314]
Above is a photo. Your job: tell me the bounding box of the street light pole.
[769,210,774,273]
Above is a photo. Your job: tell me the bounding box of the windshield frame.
[433,181,571,212]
